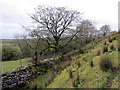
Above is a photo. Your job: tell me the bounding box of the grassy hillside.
[25,32,119,88]
[47,32,119,88]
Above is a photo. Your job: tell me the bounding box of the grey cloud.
[0,1,32,39]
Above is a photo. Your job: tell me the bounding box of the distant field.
[1,39,19,47]
[2,39,17,44]
[0,39,19,50]
[2,57,32,73]
[1,39,32,73]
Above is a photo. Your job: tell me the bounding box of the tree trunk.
[32,52,38,66]
[54,37,59,54]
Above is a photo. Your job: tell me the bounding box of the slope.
[47,32,119,88]
[25,32,119,89]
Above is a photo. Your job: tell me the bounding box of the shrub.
[110,44,115,51]
[112,37,116,40]
[99,55,113,72]
[77,61,81,68]
[2,46,22,61]
[58,53,64,61]
[72,75,79,87]
[72,75,85,88]
[90,60,94,67]
[102,45,108,53]
[69,69,73,79]
[72,79,78,87]
[118,43,120,52]
[44,82,47,88]
[83,58,87,62]
[79,48,84,54]
[108,37,112,43]
[104,41,107,45]
[34,85,37,89]
[96,50,101,56]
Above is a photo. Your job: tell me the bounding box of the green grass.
[46,33,119,88]
[2,57,32,73]
[47,69,70,88]
[2,32,119,88]
[1,39,31,73]
[24,70,54,89]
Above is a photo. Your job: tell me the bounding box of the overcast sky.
[0,0,119,39]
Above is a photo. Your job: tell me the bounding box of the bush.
[118,43,120,52]
[44,82,47,88]
[90,60,94,67]
[72,75,79,87]
[58,53,64,61]
[108,37,112,43]
[110,44,115,51]
[102,45,108,53]
[72,80,77,87]
[99,55,113,72]
[104,41,107,45]
[79,48,84,54]
[77,61,81,68]
[2,46,22,61]
[96,50,101,56]
[83,58,87,62]
[69,69,73,79]
[112,37,116,40]
[72,75,84,88]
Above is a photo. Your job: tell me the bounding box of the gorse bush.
[79,48,84,54]
[102,45,108,53]
[108,37,112,43]
[72,79,77,87]
[72,77,79,87]
[58,53,64,61]
[110,44,113,50]
[90,60,94,67]
[110,44,115,51]
[44,74,56,87]
[96,50,101,56]
[118,43,120,51]
[69,69,73,79]
[104,41,107,45]
[72,75,84,88]
[83,58,87,62]
[112,36,116,40]
[77,61,81,68]
[99,55,113,72]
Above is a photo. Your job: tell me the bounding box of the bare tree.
[99,25,111,36]
[15,33,47,65]
[14,34,23,67]
[25,6,82,54]
[14,34,30,58]
[76,20,97,44]
[22,33,49,65]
